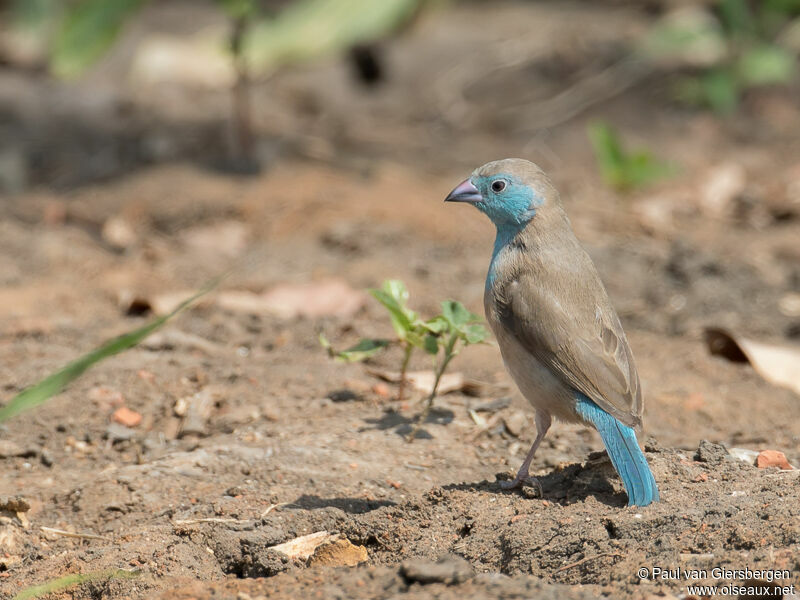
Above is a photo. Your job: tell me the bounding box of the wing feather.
[495,268,642,428]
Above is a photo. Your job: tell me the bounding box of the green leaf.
[463,324,489,345]
[244,0,426,75]
[423,316,449,334]
[215,0,258,20]
[335,338,389,362]
[587,121,626,189]
[382,279,410,305]
[423,334,439,355]
[406,329,430,349]
[639,7,726,68]
[441,300,475,329]
[0,280,218,423]
[737,44,795,86]
[588,121,675,190]
[701,68,739,113]
[13,569,140,600]
[50,0,147,78]
[10,0,62,29]
[369,291,412,338]
[718,0,755,36]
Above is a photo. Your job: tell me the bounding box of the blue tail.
[574,394,659,507]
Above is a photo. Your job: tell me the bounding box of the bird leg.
[500,410,551,492]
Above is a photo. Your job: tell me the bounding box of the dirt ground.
[2,2,800,599]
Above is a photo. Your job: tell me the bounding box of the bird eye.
[491,180,507,193]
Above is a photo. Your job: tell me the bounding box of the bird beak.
[444,178,482,203]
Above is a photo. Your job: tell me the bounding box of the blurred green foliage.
[14,569,140,600]
[588,121,674,191]
[644,0,799,113]
[51,0,145,78]
[7,0,431,78]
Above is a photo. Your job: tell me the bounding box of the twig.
[40,526,109,541]
[173,517,244,525]
[554,551,623,574]
[260,502,287,518]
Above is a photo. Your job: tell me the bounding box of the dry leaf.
[180,221,248,258]
[368,369,464,395]
[368,369,497,396]
[268,531,334,560]
[217,279,365,319]
[307,537,368,567]
[704,328,800,396]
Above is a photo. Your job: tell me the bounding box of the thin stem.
[406,334,459,442]
[230,15,254,167]
[397,343,413,402]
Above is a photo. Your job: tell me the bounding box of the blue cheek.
[475,173,541,226]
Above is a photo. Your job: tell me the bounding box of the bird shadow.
[286,494,396,514]
[360,407,455,439]
[444,455,629,508]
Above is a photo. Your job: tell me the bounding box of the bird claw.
[499,474,543,497]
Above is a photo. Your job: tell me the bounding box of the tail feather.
[575,394,659,507]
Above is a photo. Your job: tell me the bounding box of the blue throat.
[474,172,541,289]
[486,222,526,289]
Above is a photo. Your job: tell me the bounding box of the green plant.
[643,0,799,113]
[13,568,140,600]
[322,280,488,436]
[0,280,220,423]
[587,121,674,191]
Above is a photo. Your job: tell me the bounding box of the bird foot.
[499,474,543,497]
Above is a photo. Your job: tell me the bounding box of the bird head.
[445,158,555,228]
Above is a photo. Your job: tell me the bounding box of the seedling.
[322,280,489,438]
[588,121,675,191]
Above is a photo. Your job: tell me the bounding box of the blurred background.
[2,0,800,596]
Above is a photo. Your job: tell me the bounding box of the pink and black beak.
[444,178,482,203]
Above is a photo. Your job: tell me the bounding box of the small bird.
[445,158,659,507]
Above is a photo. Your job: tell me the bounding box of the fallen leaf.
[180,221,248,258]
[368,369,465,395]
[307,537,368,567]
[217,279,365,319]
[756,450,793,470]
[704,327,800,396]
[269,531,334,560]
[112,407,142,428]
